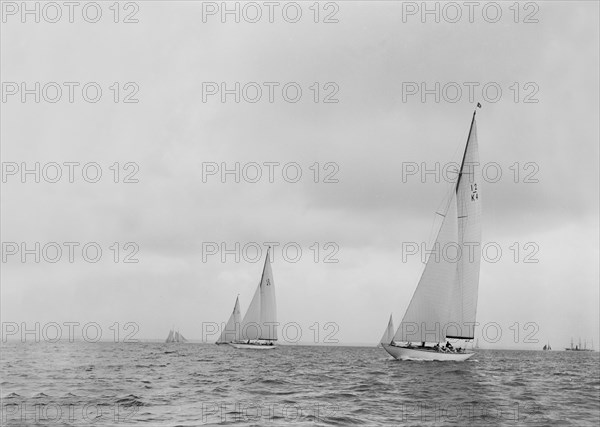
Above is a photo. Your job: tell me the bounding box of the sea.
[1,342,599,426]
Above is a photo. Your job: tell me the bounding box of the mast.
[456,108,478,191]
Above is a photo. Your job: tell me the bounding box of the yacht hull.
[229,343,277,350]
[382,344,474,361]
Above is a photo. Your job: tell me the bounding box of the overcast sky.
[2,1,598,348]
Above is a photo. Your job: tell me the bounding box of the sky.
[1,1,599,349]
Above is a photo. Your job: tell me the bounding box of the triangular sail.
[165,329,174,343]
[174,331,181,342]
[380,314,395,345]
[395,192,460,343]
[394,112,482,344]
[239,248,278,341]
[217,296,242,343]
[449,117,482,339]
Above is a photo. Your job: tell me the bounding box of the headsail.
[217,295,242,343]
[380,314,395,345]
[239,248,278,341]
[395,111,482,343]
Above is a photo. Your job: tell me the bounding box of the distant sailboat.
[543,341,551,351]
[382,107,482,362]
[379,314,395,346]
[165,327,187,343]
[229,247,277,350]
[216,295,242,345]
[565,337,593,351]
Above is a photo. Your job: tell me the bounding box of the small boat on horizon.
[165,327,187,343]
[543,341,551,351]
[565,337,593,352]
[381,106,483,362]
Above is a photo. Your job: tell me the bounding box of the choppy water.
[1,342,599,426]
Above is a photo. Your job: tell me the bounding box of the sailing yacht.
[382,107,482,362]
[216,296,242,345]
[379,314,395,347]
[229,247,278,350]
[543,341,551,351]
[566,337,593,351]
[165,327,188,343]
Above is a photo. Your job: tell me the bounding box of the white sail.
[395,113,482,344]
[239,248,278,341]
[174,331,181,342]
[179,333,188,342]
[450,118,482,339]
[395,192,460,343]
[380,314,395,345]
[217,296,242,343]
[165,329,174,343]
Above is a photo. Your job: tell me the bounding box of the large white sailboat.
[215,295,242,345]
[382,107,483,362]
[229,248,278,350]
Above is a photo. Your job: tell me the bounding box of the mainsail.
[395,112,482,344]
[380,314,395,345]
[238,248,278,341]
[165,329,174,343]
[217,296,242,343]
